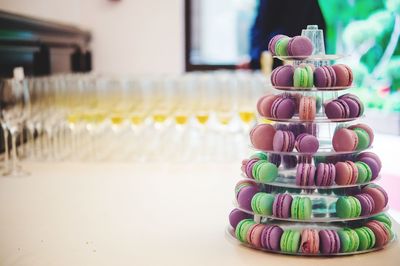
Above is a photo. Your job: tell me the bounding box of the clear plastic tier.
[249,145,370,156]
[271,85,352,92]
[261,115,363,123]
[240,174,381,190]
[273,54,345,61]
[233,201,388,223]
[225,226,395,256]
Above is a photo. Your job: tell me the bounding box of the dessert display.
[227,25,396,256]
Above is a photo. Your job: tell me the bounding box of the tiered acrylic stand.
[226,25,396,256]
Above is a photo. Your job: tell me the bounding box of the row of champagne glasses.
[1,71,268,168]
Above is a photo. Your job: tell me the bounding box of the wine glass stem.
[3,127,9,170]
[11,132,19,173]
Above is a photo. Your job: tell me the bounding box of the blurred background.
[0,0,400,264]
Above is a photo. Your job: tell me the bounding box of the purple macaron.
[315,163,335,186]
[324,99,350,119]
[287,36,313,58]
[359,157,380,180]
[354,193,375,216]
[229,209,253,229]
[314,66,337,88]
[272,193,293,218]
[357,152,382,173]
[261,225,284,251]
[271,65,294,87]
[319,230,341,254]
[295,133,319,153]
[338,94,363,118]
[271,96,296,119]
[237,185,259,211]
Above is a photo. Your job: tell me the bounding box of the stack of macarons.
[257,94,296,119]
[332,124,374,152]
[335,185,388,218]
[269,35,313,58]
[250,191,313,220]
[296,162,335,186]
[324,94,364,119]
[270,63,353,88]
[255,129,320,154]
[314,64,353,88]
[230,214,393,254]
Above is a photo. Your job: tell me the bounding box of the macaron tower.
[227,25,395,256]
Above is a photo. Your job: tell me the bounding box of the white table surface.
[0,162,399,266]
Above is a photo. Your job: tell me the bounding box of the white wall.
[0,0,184,75]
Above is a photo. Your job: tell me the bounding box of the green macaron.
[355,227,376,250]
[354,128,370,150]
[336,196,361,218]
[280,230,301,253]
[250,152,268,161]
[291,196,312,220]
[304,65,314,87]
[294,67,309,88]
[235,219,255,243]
[338,228,360,252]
[255,162,278,183]
[373,213,392,228]
[251,192,274,215]
[355,161,372,183]
[275,37,290,56]
[252,160,265,180]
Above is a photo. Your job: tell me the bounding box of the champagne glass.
[0,77,30,177]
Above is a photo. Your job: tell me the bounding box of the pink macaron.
[257,94,278,117]
[335,161,358,185]
[362,185,388,214]
[332,128,358,152]
[332,64,353,87]
[299,96,316,121]
[250,124,276,150]
[246,224,265,248]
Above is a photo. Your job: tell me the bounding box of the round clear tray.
[271,85,352,92]
[249,145,370,156]
[240,173,381,190]
[225,226,395,256]
[261,115,362,123]
[273,54,345,61]
[233,200,388,223]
